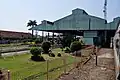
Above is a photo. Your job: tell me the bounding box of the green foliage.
[34,39,43,44]
[61,34,74,48]
[42,41,51,54]
[80,40,85,45]
[49,53,55,57]
[30,47,45,61]
[30,47,42,56]
[0,48,75,80]
[64,47,71,53]
[57,53,61,57]
[29,38,36,42]
[27,20,37,37]
[70,41,82,52]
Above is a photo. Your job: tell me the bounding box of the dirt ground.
[58,48,115,80]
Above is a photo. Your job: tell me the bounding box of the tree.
[30,47,42,56]
[42,41,51,54]
[30,47,45,61]
[27,20,37,38]
[70,41,82,52]
[61,33,74,48]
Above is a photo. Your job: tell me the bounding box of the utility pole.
[103,0,107,45]
[103,0,107,20]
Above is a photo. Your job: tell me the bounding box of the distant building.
[0,30,32,39]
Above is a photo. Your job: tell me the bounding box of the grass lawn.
[0,48,76,80]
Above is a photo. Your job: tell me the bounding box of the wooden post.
[47,60,49,80]
[95,46,98,66]
[8,70,10,80]
[78,52,81,78]
[96,54,98,66]
[75,51,77,68]
[63,56,66,74]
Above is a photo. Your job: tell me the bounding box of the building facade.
[29,8,120,47]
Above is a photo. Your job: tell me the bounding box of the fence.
[0,46,93,80]
[10,56,76,80]
[23,57,73,80]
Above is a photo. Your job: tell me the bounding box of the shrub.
[70,41,82,52]
[42,41,51,54]
[80,40,85,45]
[61,34,74,48]
[64,47,71,53]
[57,53,61,57]
[34,39,42,44]
[31,55,45,61]
[49,53,55,57]
[30,47,42,56]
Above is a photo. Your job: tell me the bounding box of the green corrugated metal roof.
[29,8,120,31]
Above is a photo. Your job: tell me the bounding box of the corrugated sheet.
[29,9,120,31]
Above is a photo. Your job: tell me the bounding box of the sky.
[0,0,120,33]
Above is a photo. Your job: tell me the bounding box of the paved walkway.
[1,50,29,57]
[59,48,115,80]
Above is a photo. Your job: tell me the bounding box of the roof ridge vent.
[72,8,88,15]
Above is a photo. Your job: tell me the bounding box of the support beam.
[52,32,54,45]
[48,32,49,41]
[42,31,44,41]
[35,30,38,38]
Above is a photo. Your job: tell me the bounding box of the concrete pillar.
[35,30,38,38]
[48,32,49,41]
[52,32,54,44]
[105,30,107,42]
[42,31,44,41]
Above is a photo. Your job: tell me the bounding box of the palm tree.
[27,20,37,38]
